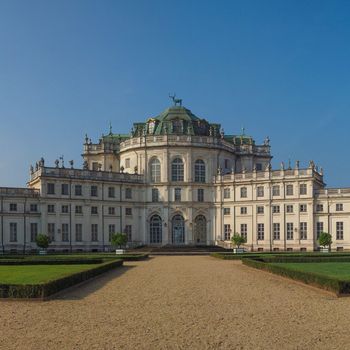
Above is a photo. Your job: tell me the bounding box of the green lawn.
[270,262,350,280]
[0,264,100,284]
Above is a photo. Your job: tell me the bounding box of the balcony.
[29,167,144,184]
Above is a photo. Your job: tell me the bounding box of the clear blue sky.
[0,0,349,187]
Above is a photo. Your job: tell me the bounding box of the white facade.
[0,103,349,252]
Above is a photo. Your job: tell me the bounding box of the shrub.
[318,232,332,249]
[35,234,51,249]
[111,233,128,248]
[231,233,246,249]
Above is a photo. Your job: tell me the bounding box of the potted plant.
[231,233,247,254]
[35,234,51,255]
[111,233,128,254]
[318,231,332,252]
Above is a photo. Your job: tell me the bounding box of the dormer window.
[172,119,182,133]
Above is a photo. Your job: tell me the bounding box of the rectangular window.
[125,208,132,216]
[108,186,115,198]
[257,206,264,214]
[10,223,17,242]
[125,188,132,199]
[91,224,98,242]
[224,188,231,199]
[75,224,83,242]
[9,203,17,212]
[152,188,159,202]
[61,184,69,195]
[75,205,83,214]
[272,185,280,196]
[240,187,247,198]
[62,223,69,242]
[125,225,132,242]
[273,223,280,240]
[108,207,115,215]
[299,184,307,195]
[224,224,231,240]
[336,222,344,240]
[300,222,307,240]
[300,204,307,213]
[286,205,293,213]
[223,208,231,215]
[75,185,82,196]
[91,185,98,197]
[108,224,115,241]
[240,224,247,240]
[272,205,280,214]
[257,186,264,197]
[174,188,181,202]
[224,159,230,169]
[316,204,324,212]
[240,207,247,215]
[61,205,69,213]
[316,222,324,239]
[47,183,55,195]
[286,223,293,240]
[257,223,264,240]
[48,223,55,241]
[125,158,130,168]
[336,203,343,212]
[30,204,38,212]
[197,189,204,202]
[92,162,99,171]
[47,204,55,213]
[256,163,262,171]
[30,223,38,242]
[91,206,98,215]
[286,184,293,196]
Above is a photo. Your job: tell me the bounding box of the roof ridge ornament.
[169,93,182,107]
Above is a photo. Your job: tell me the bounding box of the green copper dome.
[131,105,221,137]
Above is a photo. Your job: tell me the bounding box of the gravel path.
[1,256,350,350]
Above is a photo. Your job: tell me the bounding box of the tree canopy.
[111,233,128,248]
[318,232,332,248]
[231,233,246,248]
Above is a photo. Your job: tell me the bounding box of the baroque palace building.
[1,99,350,253]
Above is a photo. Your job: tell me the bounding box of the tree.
[318,232,332,250]
[111,233,128,249]
[35,234,51,249]
[231,233,247,249]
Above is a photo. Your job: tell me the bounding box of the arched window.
[171,158,184,181]
[172,214,185,244]
[194,159,206,183]
[150,215,162,244]
[194,215,207,244]
[240,187,247,198]
[150,158,161,182]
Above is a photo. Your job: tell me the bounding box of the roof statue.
[169,93,182,107]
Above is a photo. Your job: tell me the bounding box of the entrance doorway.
[194,215,206,244]
[172,214,185,244]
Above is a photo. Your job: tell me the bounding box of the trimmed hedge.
[242,258,350,295]
[0,259,123,299]
[260,256,350,264]
[0,258,104,265]
[210,253,266,260]
[113,254,149,261]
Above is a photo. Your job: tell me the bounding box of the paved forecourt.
[1,256,350,349]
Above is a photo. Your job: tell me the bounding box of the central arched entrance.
[172,214,185,244]
[194,215,207,244]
